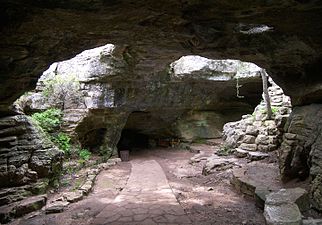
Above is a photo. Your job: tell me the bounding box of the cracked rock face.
[0,115,63,189]
[278,104,322,211]
[16,44,263,152]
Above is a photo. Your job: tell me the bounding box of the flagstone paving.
[91,159,192,225]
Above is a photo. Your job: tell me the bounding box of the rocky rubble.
[0,158,120,223]
[45,158,120,214]
[223,78,292,154]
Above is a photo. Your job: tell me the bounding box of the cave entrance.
[81,128,107,153]
[116,111,179,157]
[117,129,149,151]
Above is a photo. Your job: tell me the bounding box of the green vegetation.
[217,144,235,156]
[31,108,63,132]
[52,133,71,156]
[271,107,278,115]
[42,74,80,97]
[79,148,91,161]
[30,107,93,190]
[31,108,91,166]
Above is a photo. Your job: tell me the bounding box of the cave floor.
[10,144,266,225]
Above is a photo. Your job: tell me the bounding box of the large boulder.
[264,188,309,225]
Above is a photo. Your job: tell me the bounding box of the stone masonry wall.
[223,78,292,152]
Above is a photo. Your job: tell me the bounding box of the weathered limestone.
[2,0,322,117]
[0,115,62,221]
[264,203,302,225]
[14,194,47,217]
[266,188,310,212]
[202,155,238,175]
[264,188,310,225]
[0,194,47,223]
[0,115,63,189]
[45,201,70,214]
[16,47,263,154]
[278,104,322,211]
[231,162,282,197]
[303,218,322,225]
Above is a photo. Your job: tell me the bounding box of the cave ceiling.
[1,0,322,115]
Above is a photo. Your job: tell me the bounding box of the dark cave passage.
[117,129,149,151]
[80,128,107,153]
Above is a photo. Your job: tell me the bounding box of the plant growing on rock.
[79,148,91,161]
[78,148,92,166]
[41,74,83,110]
[31,108,63,132]
[52,133,71,156]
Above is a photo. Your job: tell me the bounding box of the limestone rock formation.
[1,0,322,221]
[0,115,63,222]
[1,0,322,116]
[0,115,63,188]
[278,104,322,211]
[16,46,263,155]
[264,188,309,225]
[223,78,292,152]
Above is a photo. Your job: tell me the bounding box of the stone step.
[235,148,269,161]
[231,162,282,197]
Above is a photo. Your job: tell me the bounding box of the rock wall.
[278,104,322,211]
[16,45,264,154]
[0,115,63,205]
[223,79,292,152]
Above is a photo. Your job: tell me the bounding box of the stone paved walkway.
[91,159,192,225]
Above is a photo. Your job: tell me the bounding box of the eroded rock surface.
[278,104,322,211]
[16,46,263,154]
[0,115,63,189]
[1,0,322,116]
[0,115,62,222]
[264,188,309,225]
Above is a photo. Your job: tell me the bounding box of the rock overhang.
[169,55,262,81]
[15,44,265,146]
[1,0,322,116]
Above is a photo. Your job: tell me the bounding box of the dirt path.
[10,144,265,225]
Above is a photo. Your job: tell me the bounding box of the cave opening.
[116,111,179,156]
[80,128,107,153]
[117,129,149,151]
